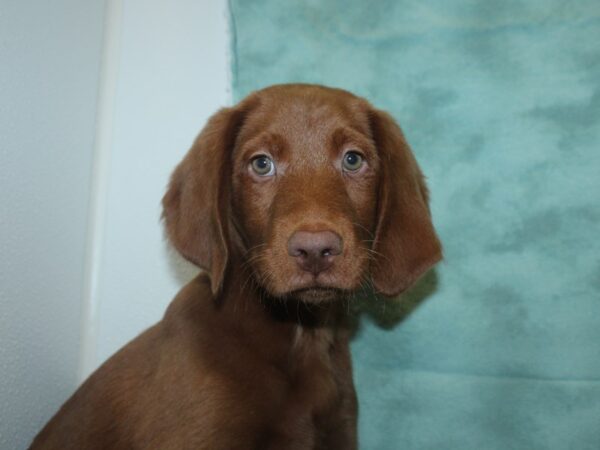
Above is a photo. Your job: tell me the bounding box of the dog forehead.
[252,95,350,132]
[238,87,371,161]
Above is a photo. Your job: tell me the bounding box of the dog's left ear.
[162,106,247,295]
[369,109,442,297]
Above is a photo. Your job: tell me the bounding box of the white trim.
[78,0,123,381]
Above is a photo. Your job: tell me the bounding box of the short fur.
[31,84,442,450]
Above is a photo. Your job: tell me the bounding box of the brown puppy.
[31,84,442,449]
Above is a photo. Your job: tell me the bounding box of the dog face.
[163,84,441,301]
[230,87,379,302]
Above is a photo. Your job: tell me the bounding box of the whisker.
[352,221,375,240]
[242,242,268,258]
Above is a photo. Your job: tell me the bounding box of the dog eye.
[250,155,275,176]
[342,151,364,172]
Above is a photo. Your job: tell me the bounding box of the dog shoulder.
[30,275,218,449]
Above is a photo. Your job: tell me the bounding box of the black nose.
[287,230,343,275]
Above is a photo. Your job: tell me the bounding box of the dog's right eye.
[250,155,275,176]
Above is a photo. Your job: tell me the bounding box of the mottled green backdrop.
[229,1,600,448]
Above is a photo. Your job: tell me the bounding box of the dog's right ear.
[162,106,246,295]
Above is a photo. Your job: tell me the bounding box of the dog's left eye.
[342,151,364,172]
[250,155,275,176]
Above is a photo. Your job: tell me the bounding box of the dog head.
[163,84,441,302]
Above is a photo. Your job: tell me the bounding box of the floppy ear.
[369,109,442,297]
[162,107,245,295]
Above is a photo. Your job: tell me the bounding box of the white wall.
[80,0,231,377]
[0,0,230,447]
[0,1,106,448]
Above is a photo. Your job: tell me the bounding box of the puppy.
[31,84,441,449]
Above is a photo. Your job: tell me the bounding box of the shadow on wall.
[163,241,200,287]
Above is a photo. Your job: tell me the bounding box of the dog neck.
[214,265,350,364]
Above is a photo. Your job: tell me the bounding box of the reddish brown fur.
[30,84,441,449]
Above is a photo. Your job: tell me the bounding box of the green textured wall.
[229,1,600,448]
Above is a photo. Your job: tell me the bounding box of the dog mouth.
[287,286,346,303]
